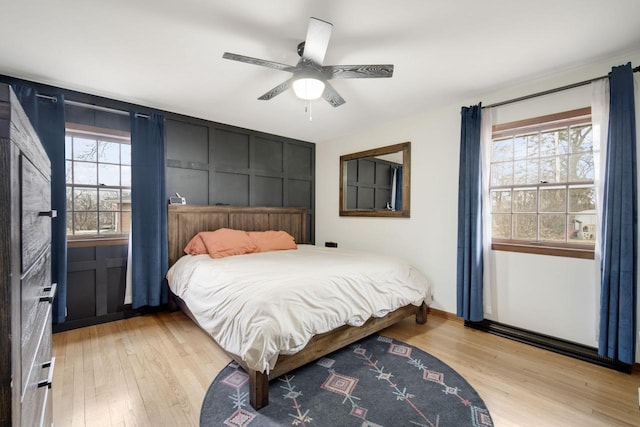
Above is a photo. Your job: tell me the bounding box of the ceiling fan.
[222,17,394,107]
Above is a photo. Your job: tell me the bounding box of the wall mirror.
[340,141,410,217]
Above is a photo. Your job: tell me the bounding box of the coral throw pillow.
[199,228,258,259]
[248,230,297,252]
[183,234,207,255]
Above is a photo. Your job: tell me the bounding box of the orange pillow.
[184,234,207,255]
[247,230,297,252]
[199,228,258,259]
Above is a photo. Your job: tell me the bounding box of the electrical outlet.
[637,387,640,406]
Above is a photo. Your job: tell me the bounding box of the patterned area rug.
[200,334,493,426]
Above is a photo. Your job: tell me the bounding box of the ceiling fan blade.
[258,78,293,101]
[322,64,394,79]
[302,17,333,65]
[223,52,297,73]
[322,81,345,107]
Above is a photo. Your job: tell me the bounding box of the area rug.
[201,334,493,426]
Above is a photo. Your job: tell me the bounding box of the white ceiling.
[1,0,639,143]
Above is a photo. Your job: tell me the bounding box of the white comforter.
[166,245,432,373]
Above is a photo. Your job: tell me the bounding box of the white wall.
[316,50,640,358]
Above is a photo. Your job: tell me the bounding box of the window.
[65,124,131,238]
[489,107,595,258]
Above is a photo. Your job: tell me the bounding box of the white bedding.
[166,244,432,373]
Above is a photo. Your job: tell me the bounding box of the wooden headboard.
[167,205,308,266]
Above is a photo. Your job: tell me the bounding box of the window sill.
[491,241,594,260]
[67,236,129,248]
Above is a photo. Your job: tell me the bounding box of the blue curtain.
[131,112,168,308]
[394,166,403,210]
[598,63,637,365]
[13,85,67,324]
[456,104,484,322]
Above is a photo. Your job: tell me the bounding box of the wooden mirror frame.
[339,142,411,217]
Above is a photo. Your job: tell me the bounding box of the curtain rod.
[34,96,149,118]
[65,99,130,116]
[35,93,58,102]
[482,65,640,110]
[66,99,149,118]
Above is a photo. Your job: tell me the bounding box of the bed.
[166,204,432,410]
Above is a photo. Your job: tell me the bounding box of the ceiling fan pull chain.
[308,100,313,122]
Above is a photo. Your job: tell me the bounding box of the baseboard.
[425,308,635,373]
[465,318,632,374]
[427,307,464,323]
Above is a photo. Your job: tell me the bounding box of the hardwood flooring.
[52,311,640,426]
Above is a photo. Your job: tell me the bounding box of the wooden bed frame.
[166,204,427,410]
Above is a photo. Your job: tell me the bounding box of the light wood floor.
[52,311,640,426]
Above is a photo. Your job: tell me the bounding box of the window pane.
[66,160,73,184]
[492,214,511,239]
[99,211,120,234]
[539,214,566,241]
[121,165,131,187]
[539,188,566,213]
[73,137,97,161]
[539,156,567,183]
[121,189,131,210]
[73,161,97,185]
[121,211,132,234]
[65,136,72,160]
[513,189,537,212]
[513,160,525,184]
[513,159,538,185]
[558,129,569,154]
[526,134,539,158]
[67,214,73,236]
[491,190,511,213]
[568,187,596,212]
[121,144,131,165]
[568,153,594,181]
[99,189,120,211]
[513,214,537,240]
[539,131,555,156]
[66,187,73,211]
[512,135,525,159]
[492,138,513,162]
[539,130,569,156]
[73,188,97,211]
[568,214,596,243]
[569,125,593,153]
[98,141,120,163]
[98,164,120,186]
[74,212,98,235]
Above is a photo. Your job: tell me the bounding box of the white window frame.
[65,123,131,241]
[489,107,595,259]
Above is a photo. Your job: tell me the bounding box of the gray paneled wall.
[66,244,127,321]
[166,118,315,242]
[346,158,395,210]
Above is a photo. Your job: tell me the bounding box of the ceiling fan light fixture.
[292,78,325,100]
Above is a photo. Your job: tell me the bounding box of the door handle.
[37,357,56,389]
[39,283,57,304]
[38,210,57,218]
